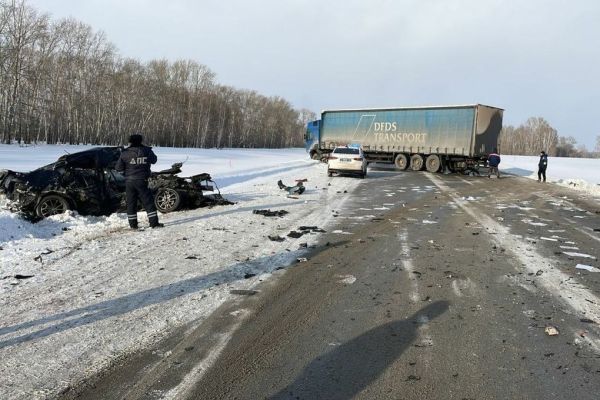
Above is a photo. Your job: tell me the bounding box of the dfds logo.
[373,122,397,132]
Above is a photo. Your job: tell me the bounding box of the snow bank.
[500,155,600,197]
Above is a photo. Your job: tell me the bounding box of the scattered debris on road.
[545,326,560,336]
[230,289,259,296]
[253,209,289,217]
[14,274,34,280]
[299,226,326,233]
[296,257,308,263]
[277,179,307,195]
[268,235,285,242]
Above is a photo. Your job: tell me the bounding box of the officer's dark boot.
[128,214,138,229]
[148,212,163,228]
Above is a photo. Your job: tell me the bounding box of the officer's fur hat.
[128,134,143,146]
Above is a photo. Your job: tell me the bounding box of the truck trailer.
[304,104,503,173]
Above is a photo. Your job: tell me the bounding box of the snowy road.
[71,170,600,400]
[1,146,600,399]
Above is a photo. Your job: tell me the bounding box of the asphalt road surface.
[68,169,600,400]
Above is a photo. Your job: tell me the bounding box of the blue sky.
[30,0,600,148]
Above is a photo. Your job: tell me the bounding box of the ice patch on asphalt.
[563,252,596,259]
[576,264,600,272]
[337,275,357,284]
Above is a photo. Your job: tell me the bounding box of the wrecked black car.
[0,147,230,220]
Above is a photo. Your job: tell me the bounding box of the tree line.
[0,0,315,148]
[499,117,600,158]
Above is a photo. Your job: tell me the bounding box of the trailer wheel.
[394,154,409,170]
[410,154,424,171]
[425,154,441,172]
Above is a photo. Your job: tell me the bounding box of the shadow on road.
[501,167,534,177]
[0,250,303,350]
[270,300,450,400]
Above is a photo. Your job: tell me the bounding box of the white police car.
[327,146,367,178]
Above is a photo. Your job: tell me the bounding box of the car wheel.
[155,188,181,213]
[327,169,333,177]
[35,195,71,218]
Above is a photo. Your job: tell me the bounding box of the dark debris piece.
[299,226,326,233]
[244,273,256,279]
[268,235,286,242]
[287,231,304,239]
[14,274,34,280]
[230,289,259,296]
[253,209,289,217]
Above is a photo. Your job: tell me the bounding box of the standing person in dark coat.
[538,151,548,182]
[115,134,163,229]
[487,148,501,178]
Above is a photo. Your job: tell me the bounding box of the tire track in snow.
[398,228,434,364]
[160,313,247,400]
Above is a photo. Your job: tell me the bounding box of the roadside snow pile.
[0,145,362,399]
[500,155,600,197]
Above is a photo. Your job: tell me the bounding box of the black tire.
[154,188,181,213]
[35,195,71,218]
[394,153,409,170]
[410,154,424,171]
[425,154,441,173]
[327,168,333,177]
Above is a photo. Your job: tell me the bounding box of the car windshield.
[333,148,359,155]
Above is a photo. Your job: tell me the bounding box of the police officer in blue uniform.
[538,150,548,182]
[116,134,163,229]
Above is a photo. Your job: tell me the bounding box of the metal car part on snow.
[0,147,231,220]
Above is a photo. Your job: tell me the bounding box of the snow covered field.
[500,155,600,196]
[0,144,598,399]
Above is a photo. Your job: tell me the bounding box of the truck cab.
[304,120,321,159]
